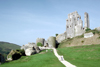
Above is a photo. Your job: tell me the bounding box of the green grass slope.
[1,49,65,67]
[57,44,100,67]
[58,29,100,48]
[0,41,20,59]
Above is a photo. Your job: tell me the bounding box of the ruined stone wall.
[56,32,66,43]
[75,19,84,36]
[66,11,84,38]
[84,12,89,29]
[66,13,76,38]
[36,38,45,45]
[47,36,56,48]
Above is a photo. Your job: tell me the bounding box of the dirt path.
[39,47,76,67]
[52,48,76,67]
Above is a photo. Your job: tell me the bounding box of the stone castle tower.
[66,11,89,38]
[84,12,89,29]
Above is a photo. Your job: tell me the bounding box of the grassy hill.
[58,29,100,48]
[1,49,65,67]
[57,44,100,67]
[0,41,20,59]
[58,33,100,48]
[57,29,100,67]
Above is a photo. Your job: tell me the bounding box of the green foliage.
[56,34,58,37]
[81,40,84,43]
[37,42,43,47]
[57,44,100,67]
[16,49,25,56]
[98,36,100,39]
[69,43,71,45]
[85,28,91,32]
[1,49,64,67]
[94,29,100,35]
[85,29,100,35]
[92,31,95,35]
[76,34,84,38]
[0,41,20,59]
[67,38,73,41]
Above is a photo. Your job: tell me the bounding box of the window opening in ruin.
[78,18,79,20]
[70,25,71,27]
[67,20,68,21]
[67,26,69,28]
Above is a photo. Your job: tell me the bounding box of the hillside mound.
[59,29,100,48]
[0,41,20,59]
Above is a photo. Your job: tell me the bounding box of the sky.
[0,0,100,46]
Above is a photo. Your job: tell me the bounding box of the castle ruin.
[66,11,89,38]
[56,11,90,43]
[21,11,90,50]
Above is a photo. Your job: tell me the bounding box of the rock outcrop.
[0,54,5,64]
[25,48,36,56]
[56,32,66,43]
[21,42,36,50]
[21,43,41,56]
[7,50,22,61]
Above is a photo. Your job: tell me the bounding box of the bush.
[85,28,91,32]
[92,29,100,35]
[37,42,43,47]
[81,40,84,43]
[56,34,58,37]
[98,36,100,39]
[92,31,95,35]
[76,34,84,38]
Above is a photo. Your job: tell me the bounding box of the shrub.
[37,42,43,47]
[76,34,84,38]
[98,36,100,39]
[69,43,71,45]
[92,31,95,35]
[81,40,84,43]
[85,28,91,32]
[56,34,58,37]
[92,29,100,35]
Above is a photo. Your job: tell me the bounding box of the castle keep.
[66,11,89,38]
[56,11,90,43]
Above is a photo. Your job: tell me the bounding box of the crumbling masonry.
[66,11,89,38]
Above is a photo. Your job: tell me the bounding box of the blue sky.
[0,0,100,46]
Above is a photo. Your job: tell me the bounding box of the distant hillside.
[0,41,20,59]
